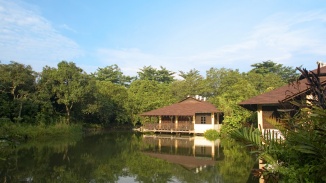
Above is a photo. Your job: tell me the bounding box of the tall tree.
[205,68,242,97]
[246,72,285,94]
[210,78,256,133]
[0,61,36,122]
[170,69,206,100]
[127,80,175,124]
[93,64,133,87]
[82,80,129,125]
[137,66,175,83]
[250,60,299,82]
[39,61,89,124]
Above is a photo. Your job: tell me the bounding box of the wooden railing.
[143,123,194,132]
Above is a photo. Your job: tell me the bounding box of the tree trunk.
[66,105,70,124]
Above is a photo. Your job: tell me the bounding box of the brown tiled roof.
[239,81,310,105]
[299,64,326,79]
[141,97,221,116]
[239,66,326,110]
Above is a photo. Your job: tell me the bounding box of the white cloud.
[59,24,77,33]
[182,11,326,70]
[97,11,326,76]
[0,0,83,71]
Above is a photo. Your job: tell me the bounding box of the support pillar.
[192,115,195,133]
[257,105,263,132]
[159,116,162,128]
[211,113,215,129]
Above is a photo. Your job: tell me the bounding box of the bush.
[204,129,220,141]
[0,122,82,141]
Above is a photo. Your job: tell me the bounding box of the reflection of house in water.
[142,135,223,172]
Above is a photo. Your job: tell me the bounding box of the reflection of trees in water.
[216,138,257,183]
[0,136,79,182]
[0,133,257,182]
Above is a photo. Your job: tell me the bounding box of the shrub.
[204,129,220,141]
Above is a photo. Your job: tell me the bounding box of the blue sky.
[1,0,326,77]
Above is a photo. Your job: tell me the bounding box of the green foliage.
[82,80,130,126]
[93,64,134,86]
[210,76,256,134]
[205,67,243,96]
[217,138,256,183]
[0,61,36,99]
[0,61,37,123]
[250,60,299,82]
[127,80,175,124]
[137,65,175,83]
[0,60,301,146]
[246,72,285,94]
[171,69,206,100]
[38,61,90,123]
[203,129,220,141]
[0,121,82,140]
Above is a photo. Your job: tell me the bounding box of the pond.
[0,132,259,183]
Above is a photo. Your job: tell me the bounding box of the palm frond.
[230,126,262,150]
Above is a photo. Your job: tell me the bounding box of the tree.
[246,72,285,94]
[82,80,129,125]
[93,64,133,87]
[0,61,36,122]
[170,69,206,100]
[210,78,256,133]
[39,61,89,124]
[250,60,299,82]
[127,80,175,125]
[205,68,243,97]
[137,66,175,83]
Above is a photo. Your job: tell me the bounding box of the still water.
[0,132,258,183]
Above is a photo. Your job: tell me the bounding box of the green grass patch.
[0,121,83,141]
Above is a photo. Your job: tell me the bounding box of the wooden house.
[239,64,326,136]
[140,96,223,134]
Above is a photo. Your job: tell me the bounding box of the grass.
[0,121,83,141]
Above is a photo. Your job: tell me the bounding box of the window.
[201,146,206,154]
[201,116,206,124]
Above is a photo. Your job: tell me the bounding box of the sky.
[1,0,326,77]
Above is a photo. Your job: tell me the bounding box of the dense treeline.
[0,60,298,131]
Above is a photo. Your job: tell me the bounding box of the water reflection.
[141,135,221,172]
[0,132,258,183]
